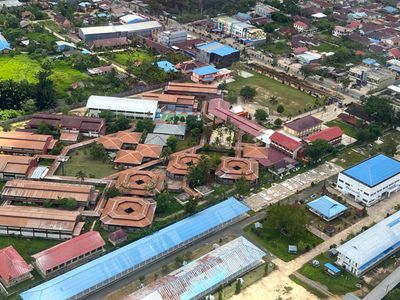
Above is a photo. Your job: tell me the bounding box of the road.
[363,266,400,300]
[84,211,267,299]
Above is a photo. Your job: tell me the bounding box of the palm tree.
[76,170,86,183]
[269,96,278,105]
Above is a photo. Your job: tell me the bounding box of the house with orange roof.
[166,153,202,180]
[97,131,142,151]
[100,196,156,232]
[115,169,165,197]
[114,150,144,167]
[215,157,259,185]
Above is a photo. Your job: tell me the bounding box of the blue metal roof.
[0,32,11,51]
[193,65,219,76]
[307,195,347,219]
[343,154,400,187]
[20,197,249,300]
[156,60,177,73]
[197,42,239,57]
[324,263,341,274]
[362,58,377,65]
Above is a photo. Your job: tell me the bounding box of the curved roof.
[20,198,249,300]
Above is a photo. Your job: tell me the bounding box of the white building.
[348,65,396,91]
[254,3,279,18]
[337,210,400,276]
[158,30,187,46]
[336,154,400,206]
[86,96,158,119]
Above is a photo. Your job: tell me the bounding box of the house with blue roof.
[0,32,11,53]
[336,154,400,206]
[156,60,177,73]
[337,209,400,276]
[307,195,347,221]
[191,65,220,83]
[196,41,240,68]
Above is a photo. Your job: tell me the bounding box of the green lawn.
[298,253,362,295]
[244,224,322,262]
[265,41,291,55]
[334,148,367,169]
[0,55,91,97]
[55,147,115,178]
[289,274,327,299]
[227,72,316,117]
[112,49,155,67]
[325,120,359,138]
[0,236,59,263]
[176,134,201,151]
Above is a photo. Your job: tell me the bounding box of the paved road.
[363,266,400,300]
[84,211,267,300]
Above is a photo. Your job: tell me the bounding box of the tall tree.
[304,139,333,163]
[187,156,210,187]
[35,62,56,110]
[240,86,257,102]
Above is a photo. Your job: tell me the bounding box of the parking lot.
[244,162,343,211]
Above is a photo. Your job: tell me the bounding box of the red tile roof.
[0,246,32,285]
[294,21,308,28]
[31,231,104,272]
[306,127,343,143]
[270,131,302,151]
[389,48,400,58]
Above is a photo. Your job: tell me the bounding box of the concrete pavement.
[363,266,400,300]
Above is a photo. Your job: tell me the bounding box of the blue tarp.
[325,263,341,274]
[343,154,400,187]
[20,197,249,300]
[0,32,11,52]
[307,195,347,220]
[156,60,177,72]
[362,58,377,65]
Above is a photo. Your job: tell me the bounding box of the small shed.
[324,263,341,277]
[108,229,128,246]
[254,222,263,229]
[288,245,298,254]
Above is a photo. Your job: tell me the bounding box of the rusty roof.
[115,169,165,196]
[100,196,156,228]
[0,131,55,152]
[135,144,163,159]
[165,82,218,95]
[215,157,259,181]
[32,231,105,272]
[0,205,80,232]
[166,153,202,176]
[242,145,269,160]
[1,179,96,204]
[142,93,195,106]
[0,155,36,175]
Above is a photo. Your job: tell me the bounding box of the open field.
[298,253,362,295]
[112,49,155,67]
[0,55,91,97]
[244,224,322,262]
[0,236,59,263]
[333,148,367,169]
[325,119,359,138]
[227,71,316,116]
[55,147,115,178]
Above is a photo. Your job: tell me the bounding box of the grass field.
[334,148,367,169]
[0,55,90,97]
[227,71,316,117]
[56,147,115,178]
[0,236,59,263]
[265,40,291,55]
[112,49,155,67]
[244,224,322,262]
[298,253,361,295]
[325,120,359,138]
[176,133,201,151]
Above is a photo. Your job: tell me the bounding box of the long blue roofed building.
[336,154,400,206]
[20,197,249,300]
[336,210,400,276]
[124,236,266,300]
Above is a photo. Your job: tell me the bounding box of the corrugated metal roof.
[125,236,265,300]
[153,124,186,136]
[0,246,32,285]
[343,154,400,187]
[0,32,11,51]
[337,210,400,273]
[86,95,158,114]
[197,42,239,57]
[307,195,347,219]
[20,197,249,300]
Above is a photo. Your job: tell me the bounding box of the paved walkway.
[235,187,400,300]
[244,162,343,211]
[363,265,400,300]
